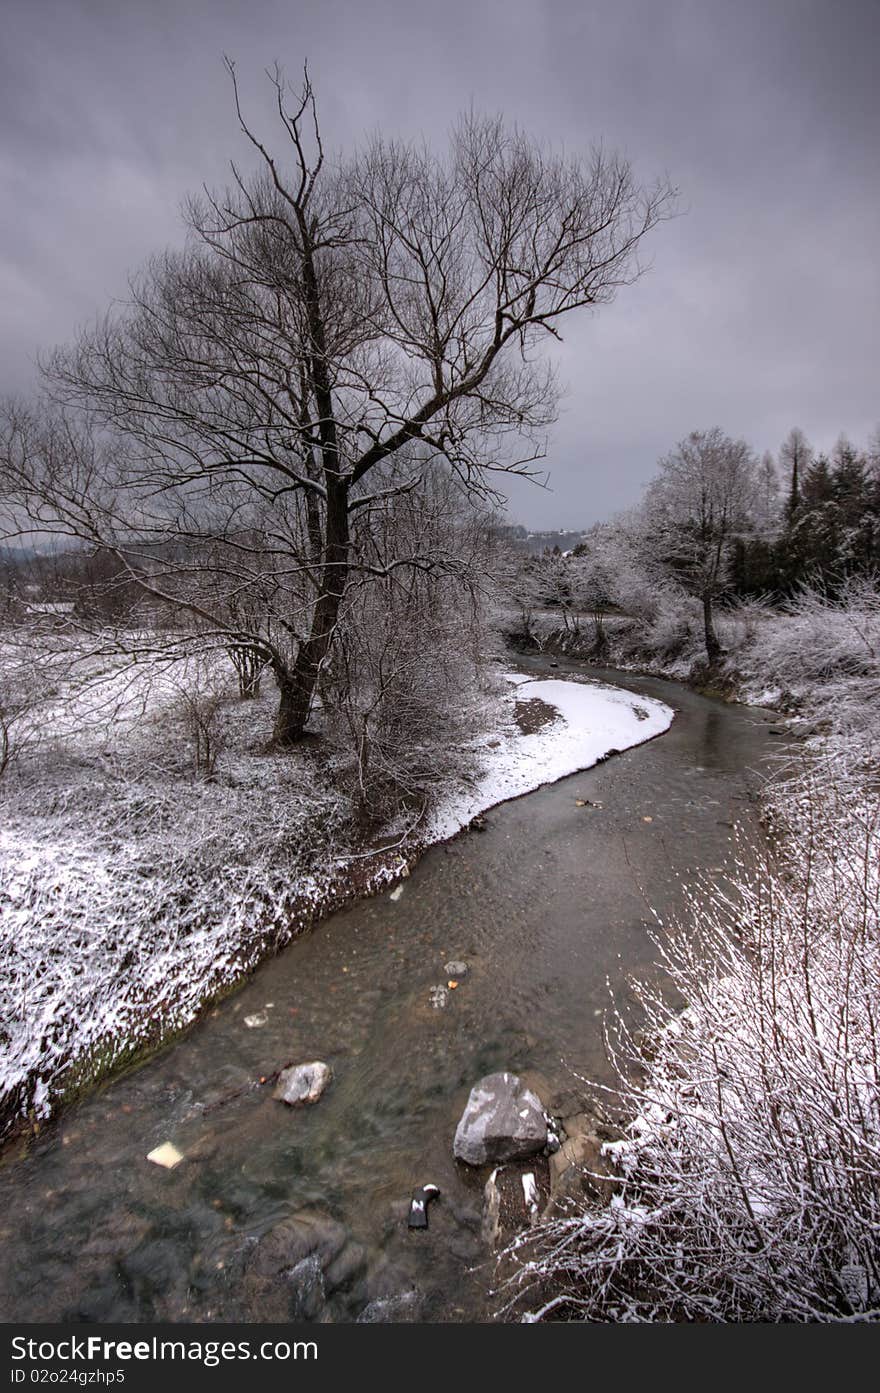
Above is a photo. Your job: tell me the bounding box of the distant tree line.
[498,422,880,668]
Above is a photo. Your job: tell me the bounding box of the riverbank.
[507,582,880,733]
[0,662,671,1145]
[503,637,880,1321]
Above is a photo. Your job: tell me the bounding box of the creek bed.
[0,660,783,1322]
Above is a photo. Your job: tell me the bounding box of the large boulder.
[273,1061,332,1106]
[245,1210,347,1281]
[453,1071,547,1166]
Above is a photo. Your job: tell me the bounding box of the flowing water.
[0,660,785,1323]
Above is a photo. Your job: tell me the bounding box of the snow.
[426,673,673,842]
[0,658,672,1139]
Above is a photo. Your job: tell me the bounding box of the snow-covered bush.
[0,635,59,777]
[165,661,230,779]
[506,754,880,1321]
[627,593,703,667]
[736,579,880,747]
[715,598,774,657]
[745,577,880,685]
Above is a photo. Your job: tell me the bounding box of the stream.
[0,659,785,1323]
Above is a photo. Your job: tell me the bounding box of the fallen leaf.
[642,815,653,823]
[448,980,459,989]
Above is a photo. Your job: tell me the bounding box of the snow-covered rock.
[453,1071,547,1165]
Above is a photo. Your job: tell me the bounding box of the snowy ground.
[0,658,672,1139]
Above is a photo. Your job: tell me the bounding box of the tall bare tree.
[643,427,757,662]
[1,63,673,742]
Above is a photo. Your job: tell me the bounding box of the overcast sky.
[2,0,877,527]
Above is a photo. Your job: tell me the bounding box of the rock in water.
[242,1209,360,1321]
[358,1291,424,1323]
[443,960,469,978]
[273,1061,332,1106]
[453,1072,547,1165]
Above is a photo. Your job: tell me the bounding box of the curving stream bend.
[0,660,783,1322]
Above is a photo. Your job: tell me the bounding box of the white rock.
[147,1142,184,1169]
[273,1061,333,1107]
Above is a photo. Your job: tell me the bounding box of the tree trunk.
[270,214,349,746]
[702,592,722,664]
[272,669,311,744]
[272,479,350,744]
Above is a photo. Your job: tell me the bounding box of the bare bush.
[228,643,267,700]
[0,633,62,777]
[0,668,36,778]
[170,665,229,780]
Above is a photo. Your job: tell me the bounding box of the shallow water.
[0,660,784,1322]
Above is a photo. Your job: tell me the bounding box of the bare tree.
[779,426,813,521]
[1,63,674,744]
[642,428,757,663]
[754,450,780,532]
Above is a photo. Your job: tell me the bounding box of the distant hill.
[492,524,589,555]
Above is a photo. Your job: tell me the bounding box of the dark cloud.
[2,0,877,525]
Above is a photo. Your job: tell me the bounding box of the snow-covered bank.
[0,666,672,1142]
[427,673,672,841]
[504,597,880,1323]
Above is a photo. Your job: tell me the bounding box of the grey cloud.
[2,0,877,526]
